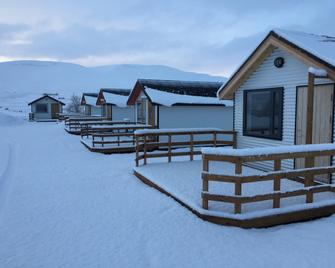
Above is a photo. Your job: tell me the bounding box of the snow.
[134,160,335,219]
[1,111,335,267]
[84,95,98,106]
[308,66,328,77]
[202,143,335,156]
[273,28,335,68]
[144,88,233,107]
[135,127,222,135]
[103,92,129,107]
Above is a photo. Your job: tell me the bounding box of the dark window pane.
[36,104,48,113]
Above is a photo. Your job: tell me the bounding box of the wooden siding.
[234,47,333,171]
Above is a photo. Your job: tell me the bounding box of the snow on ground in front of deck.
[1,110,335,267]
[134,160,335,219]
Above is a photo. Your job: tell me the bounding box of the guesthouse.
[81,93,102,116]
[127,79,233,129]
[96,88,134,121]
[28,94,65,121]
[217,29,335,179]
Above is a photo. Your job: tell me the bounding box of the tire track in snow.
[0,142,18,215]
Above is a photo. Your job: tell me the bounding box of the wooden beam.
[306,72,315,145]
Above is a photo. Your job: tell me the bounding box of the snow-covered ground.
[1,110,335,267]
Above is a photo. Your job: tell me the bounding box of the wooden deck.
[133,140,335,228]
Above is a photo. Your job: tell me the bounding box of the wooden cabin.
[28,94,65,121]
[127,79,233,129]
[217,29,335,181]
[96,88,134,121]
[80,93,102,116]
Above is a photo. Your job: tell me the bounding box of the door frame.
[294,83,335,182]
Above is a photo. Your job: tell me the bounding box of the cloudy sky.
[0,0,334,76]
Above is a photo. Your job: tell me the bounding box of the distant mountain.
[0,60,226,99]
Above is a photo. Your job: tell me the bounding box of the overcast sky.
[0,0,334,76]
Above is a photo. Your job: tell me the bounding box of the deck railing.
[80,121,136,137]
[86,124,154,148]
[65,117,109,132]
[135,128,236,166]
[201,144,335,214]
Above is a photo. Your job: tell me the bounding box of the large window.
[243,88,283,140]
[36,103,48,113]
[136,100,146,124]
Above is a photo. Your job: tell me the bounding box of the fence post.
[202,154,209,209]
[305,156,315,203]
[233,132,237,149]
[168,134,172,163]
[234,159,242,214]
[213,132,217,147]
[135,135,139,167]
[144,135,147,165]
[190,133,194,161]
[273,159,281,208]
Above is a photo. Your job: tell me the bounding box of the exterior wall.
[234,47,332,170]
[31,97,61,120]
[91,105,102,116]
[112,106,134,121]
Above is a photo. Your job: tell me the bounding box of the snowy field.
[1,111,335,267]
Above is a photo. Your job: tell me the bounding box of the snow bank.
[308,67,327,77]
[0,112,25,126]
[135,127,223,135]
[202,143,335,156]
[0,142,10,180]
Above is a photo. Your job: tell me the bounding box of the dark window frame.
[35,103,48,113]
[243,87,284,140]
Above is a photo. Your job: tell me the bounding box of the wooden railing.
[135,129,237,166]
[201,144,335,214]
[65,117,109,132]
[85,124,154,148]
[80,121,136,137]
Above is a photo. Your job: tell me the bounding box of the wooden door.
[295,84,334,182]
[51,103,59,119]
[148,102,156,127]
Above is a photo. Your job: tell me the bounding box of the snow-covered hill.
[0,60,226,113]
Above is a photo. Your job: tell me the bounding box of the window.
[36,104,48,113]
[243,88,283,140]
[136,99,146,123]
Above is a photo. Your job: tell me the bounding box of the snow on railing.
[201,143,335,214]
[308,67,327,77]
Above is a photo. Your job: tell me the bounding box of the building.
[217,29,335,180]
[28,94,65,121]
[80,93,102,116]
[127,79,233,129]
[96,88,134,121]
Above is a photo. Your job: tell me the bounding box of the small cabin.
[127,79,233,129]
[217,29,335,181]
[96,88,134,121]
[28,94,65,121]
[81,93,102,116]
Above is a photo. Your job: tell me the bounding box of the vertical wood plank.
[190,133,194,161]
[306,72,315,145]
[234,160,242,214]
[213,132,217,147]
[168,134,172,162]
[135,135,139,167]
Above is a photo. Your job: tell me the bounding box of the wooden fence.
[86,124,154,148]
[202,145,335,214]
[65,117,109,132]
[135,129,237,166]
[80,121,137,137]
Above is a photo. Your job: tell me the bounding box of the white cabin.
[96,88,134,121]
[127,79,233,129]
[217,29,335,180]
[81,93,102,116]
[28,94,65,121]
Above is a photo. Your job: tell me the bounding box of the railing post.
[305,156,315,203]
[168,134,172,163]
[135,135,139,167]
[144,135,147,165]
[213,131,217,147]
[273,159,281,208]
[190,133,194,161]
[233,132,237,149]
[234,159,242,214]
[202,154,209,209]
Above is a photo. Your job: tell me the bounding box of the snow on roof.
[103,91,129,107]
[84,95,98,106]
[273,28,335,68]
[144,88,233,107]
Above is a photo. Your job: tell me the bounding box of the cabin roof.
[28,94,65,105]
[81,93,98,106]
[218,29,335,100]
[98,88,131,107]
[127,79,231,106]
